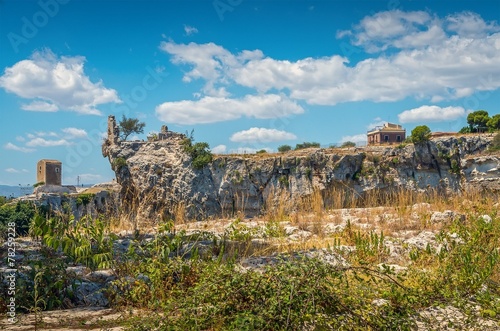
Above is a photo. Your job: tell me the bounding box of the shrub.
[490,132,500,151]
[411,125,431,144]
[256,149,267,154]
[341,141,356,148]
[295,142,320,150]
[112,157,127,171]
[450,159,461,174]
[33,181,45,188]
[278,145,292,153]
[182,137,213,169]
[0,201,40,237]
[278,175,289,187]
[0,196,10,207]
[147,131,158,141]
[76,193,95,207]
[459,126,472,134]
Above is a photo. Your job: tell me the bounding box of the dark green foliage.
[4,212,116,313]
[410,125,431,144]
[116,213,499,330]
[487,114,500,131]
[305,167,312,179]
[450,159,461,174]
[256,149,267,154]
[33,181,45,188]
[30,214,116,270]
[0,196,11,207]
[112,157,127,171]
[118,115,146,140]
[278,145,292,153]
[76,193,95,207]
[459,126,472,134]
[0,201,40,237]
[278,175,289,187]
[295,142,320,150]
[341,141,356,148]
[15,256,76,312]
[467,110,490,133]
[117,255,417,330]
[181,136,213,169]
[490,132,500,151]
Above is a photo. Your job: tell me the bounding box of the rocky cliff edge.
[102,116,499,221]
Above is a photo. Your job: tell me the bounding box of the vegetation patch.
[112,157,127,171]
[181,134,213,169]
[76,193,95,207]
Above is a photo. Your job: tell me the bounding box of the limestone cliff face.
[102,117,499,221]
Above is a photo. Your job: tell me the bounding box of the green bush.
[341,141,356,148]
[277,145,292,153]
[112,157,127,171]
[0,201,40,237]
[278,175,289,187]
[295,142,320,150]
[76,193,95,207]
[0,196,11,207]
[119,255,416,330]
[410,125,431,144]
[490,132,500,151]
[30,214,116,270]
[182,137,213,169]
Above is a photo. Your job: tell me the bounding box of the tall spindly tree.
[118,115,146,141]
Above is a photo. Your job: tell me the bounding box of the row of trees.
[277,142,320,153]
[460,110,500,133]
[278,141,357,153]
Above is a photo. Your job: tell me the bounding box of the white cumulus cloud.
[25,138,71,147]
[340,134,367,145]
[230,128,297,144]
[155,94,304,125]
[337,10,435,52]
[211,144,227,154]
[62,127,88,139]
[398,105,467,123]
[184,25,198,36]
[0,49,121,115]
[159,11,500,107]
[446,11,500,38]
[5,168,28,173]
[21,100,59,112]
[230,147,273,154]
[4,142,35,153]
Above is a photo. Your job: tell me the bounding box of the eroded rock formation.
[102,116,499,221]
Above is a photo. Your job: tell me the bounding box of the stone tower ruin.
[37,159,62,186]
[107,115,119,143]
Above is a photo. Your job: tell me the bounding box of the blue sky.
[0,0,499,186]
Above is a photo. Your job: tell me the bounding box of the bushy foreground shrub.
[110,213,500,331]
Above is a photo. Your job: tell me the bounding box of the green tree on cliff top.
[118,115,146,140]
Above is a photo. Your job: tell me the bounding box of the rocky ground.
[2,200,499,330]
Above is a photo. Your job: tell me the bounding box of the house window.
[39,166,42,172]
[384,135,389,142]
[55,168,59,173]
[396,135,401,142]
